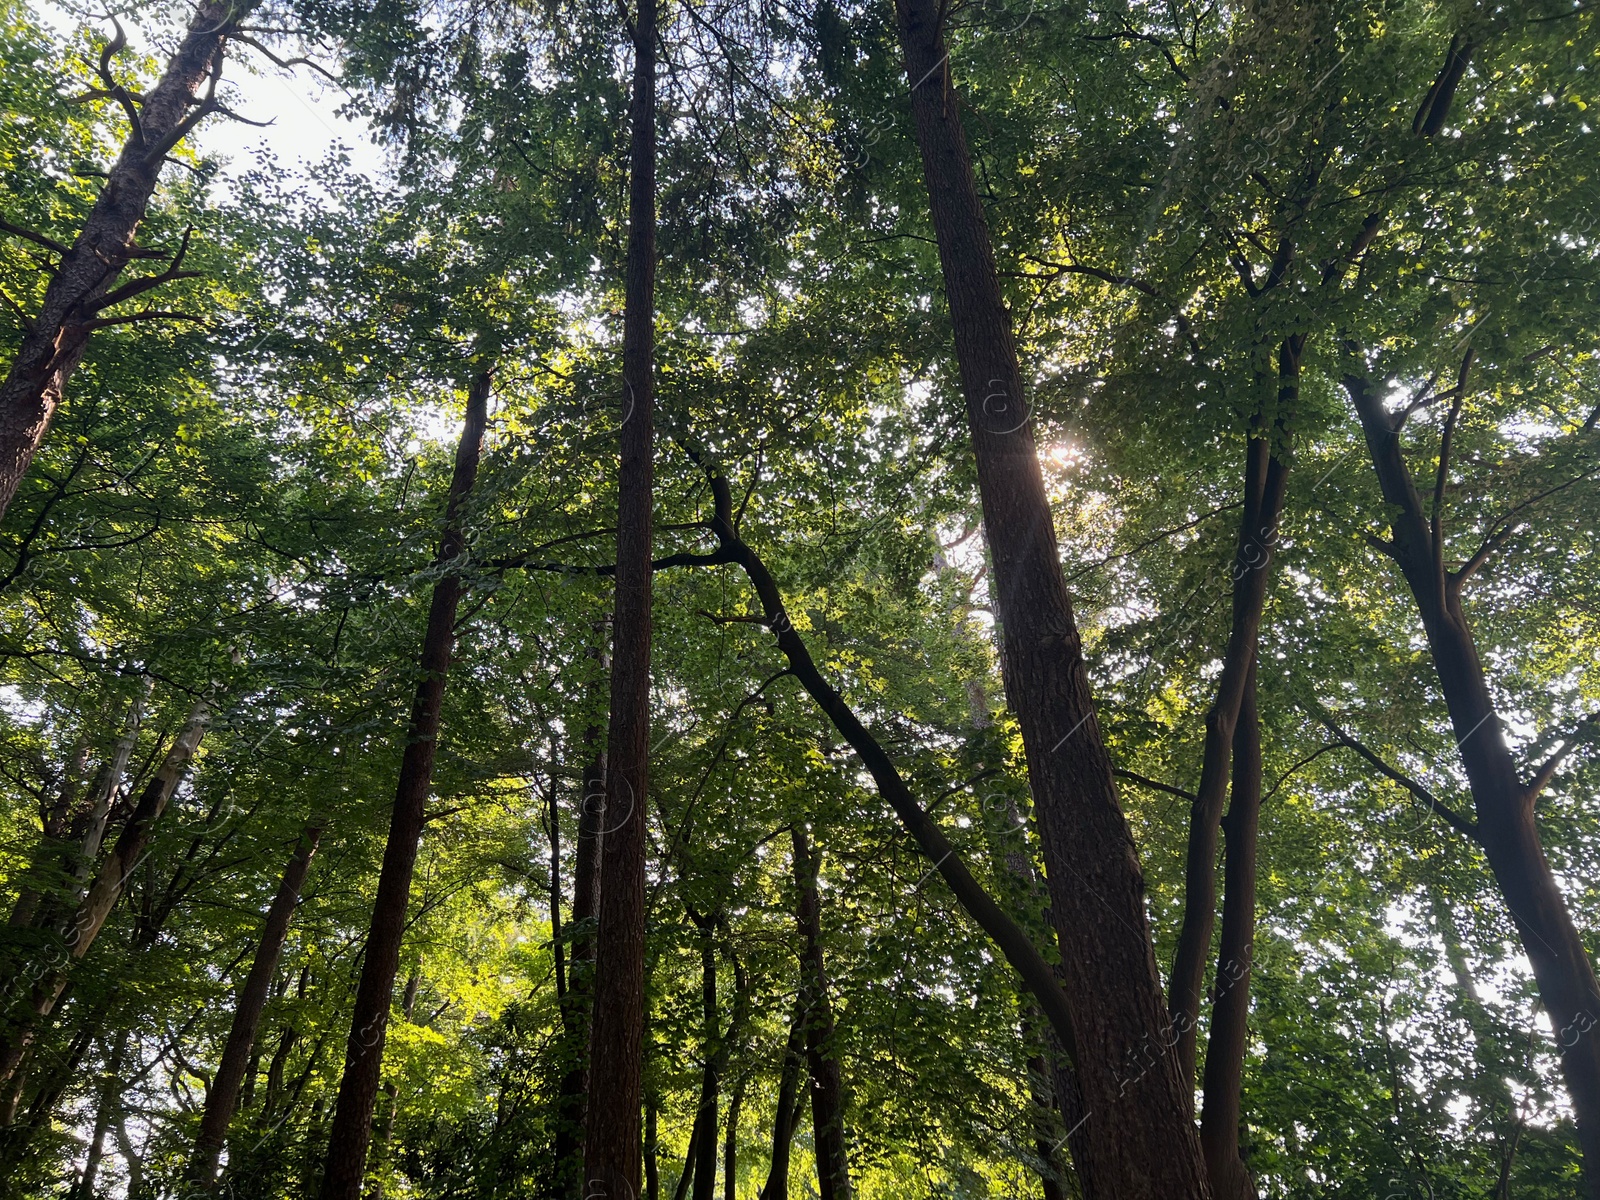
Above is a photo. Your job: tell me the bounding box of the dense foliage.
[1,0,1598,1196]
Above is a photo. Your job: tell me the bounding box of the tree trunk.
[1198,659,1262,1200]
[367,969,419,1200]
[792,825,851,1200]
[0,697,207,1089]
[189,824,322,1186]
[887,1,1211,1191]
[692,922,720,1200]
[1169,412,1292,1084]
[724,1074,744,1200]
[0,0,248,520]
[759,998,807,1200]
[1346,371,1600,1196]
[7,735,88,932]
[553,695,606,1196]
[317,370,491,1200]
[581,0,656,1190]
[73,1026,129,1200]
[646,1098,661,1200]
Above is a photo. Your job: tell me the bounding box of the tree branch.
[1524,713,1598,804]
[1112,768,1196,804]
[1318,713,1478,840]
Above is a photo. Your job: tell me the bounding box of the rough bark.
[1198,659,1262,1200]
[0,697,207,1089]
[317,370,490,1200]
[0,1,248,519]
[792,825,852,1200]
[189,824,322,1186]
[888,0,1211,1190]
[581,0,656,1191]
[1347,371,1600,1196]
[1169,413,1291,1085]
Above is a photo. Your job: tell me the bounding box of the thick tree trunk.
[1169,420,1290,1084]
[189,825,322,1186]
[317,371,491,1200]
[792,825,852,1200]
[1198,659,1262,1200]
[0,1,248,520]
[1347,373,1600,1196]
[887,1,1211,1191]
[0,698,207,1089]
[759,999,807,1200]
[581,0,657,1192]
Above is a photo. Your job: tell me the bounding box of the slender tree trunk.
[1169,405,1292,1084]
[73,1027,129,1200]
[1198,659,1262,1200]
[0,698,207,1089]
[646,1098,661,1200]
[317,370,491,1200]
[759,999,807,1200]
[582,0,656,1191]
[189,825,322,1186]
[0,0,249,520]
[1347,372,1600,1196]
[724,1074,743,1200]
[963,665,1080,1200]
[691,922,720,1200]
[887,2,1211,1191]
[792,825,851,1200]
[554,708,605,1196]
[7,736,88,932]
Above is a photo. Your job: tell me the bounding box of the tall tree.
[888,0,1212,1192]
[581,0,659,1190]
[189,823,322,1187]
[0,1,247,519]
[317,370,491,1200]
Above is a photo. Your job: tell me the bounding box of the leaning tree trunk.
[1347,372,1600,1196]
[888,2,1210,1192]
[792,825,852,1200]
[0,0,249,520]
[317,371,491,1200]
[188,824,322,1187]
[0,697,207,1089]
[1198,658,1263,1200]
[581,0,657,1192]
